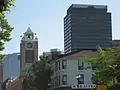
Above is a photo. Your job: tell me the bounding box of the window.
[55,62,58,71]
[58,61,61,70]
[78,60,84,70]
[92,65,96,70]
[62,75,67,85]
[76,74,84,84]
[25,50,34,63]
[54,76,57,86]
[58,75,61,86]
[18,55,20,60]
[87,62,92,69]
[56,76,58,86]
[62,60,67,69]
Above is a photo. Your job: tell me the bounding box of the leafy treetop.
[0,0,14,62]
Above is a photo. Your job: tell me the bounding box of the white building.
[50,50,97,90]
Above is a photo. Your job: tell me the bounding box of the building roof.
[71,4,107,9]
[24,27,33,34]
[58,50,97,60]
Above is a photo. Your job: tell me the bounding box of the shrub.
[108,83,120,90]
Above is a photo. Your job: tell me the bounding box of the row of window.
[71,42,111,46]
[64,43,71,49]
[64,47,71,53]
[64,31,71,38]
[55,60,91,72]
[64,23,71,30]
[64,14,71,22]
[64,44,71,51]
[71,17,111,22]
[71,33,112,37]
[71,13,109,18]
[55,60,67,72]
[64,27,71,33]
[71,36,112,40]
[64,34,71,41]
[64,40,71,46]
[51,73,85,87]
[64,36,71,42]
[64,19,71,25]
[71,23,111,27]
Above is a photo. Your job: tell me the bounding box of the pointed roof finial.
[29,24,31,27]
[25,26,33,34]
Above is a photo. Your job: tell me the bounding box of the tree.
[82,47,120,86]
[0,0,14,63]
[23,56,52,90]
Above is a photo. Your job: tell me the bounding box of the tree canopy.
[23,56,52,90]
[82,47,120,86]
[0,0,14,62]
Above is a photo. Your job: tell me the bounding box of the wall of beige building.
[6,76,24,90]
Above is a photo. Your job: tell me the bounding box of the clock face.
[27,42,33,48]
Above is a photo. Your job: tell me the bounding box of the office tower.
[64,4,112,54]
[3,53,20,80]
[112,40,120,47]
[20,27,38,76]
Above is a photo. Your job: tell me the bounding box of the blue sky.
[1,0,120,55]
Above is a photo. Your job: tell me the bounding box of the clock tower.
[20,27,38,76]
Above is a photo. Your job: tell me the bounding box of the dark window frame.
[62,60,67,69]
[62,75,67,85]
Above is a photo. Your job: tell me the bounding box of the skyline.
[0,0,120,55]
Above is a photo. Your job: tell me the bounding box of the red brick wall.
[6,76,24,90]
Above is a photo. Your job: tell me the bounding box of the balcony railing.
[71,84,96,89]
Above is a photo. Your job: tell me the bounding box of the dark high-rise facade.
[64,4,112,54]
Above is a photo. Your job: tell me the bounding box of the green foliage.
[0,54,6,64]
[81,47,120,86]
[23,56,52,90]
[108,83,120,90]
[0,0,14,63]
[0,0,15,12]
